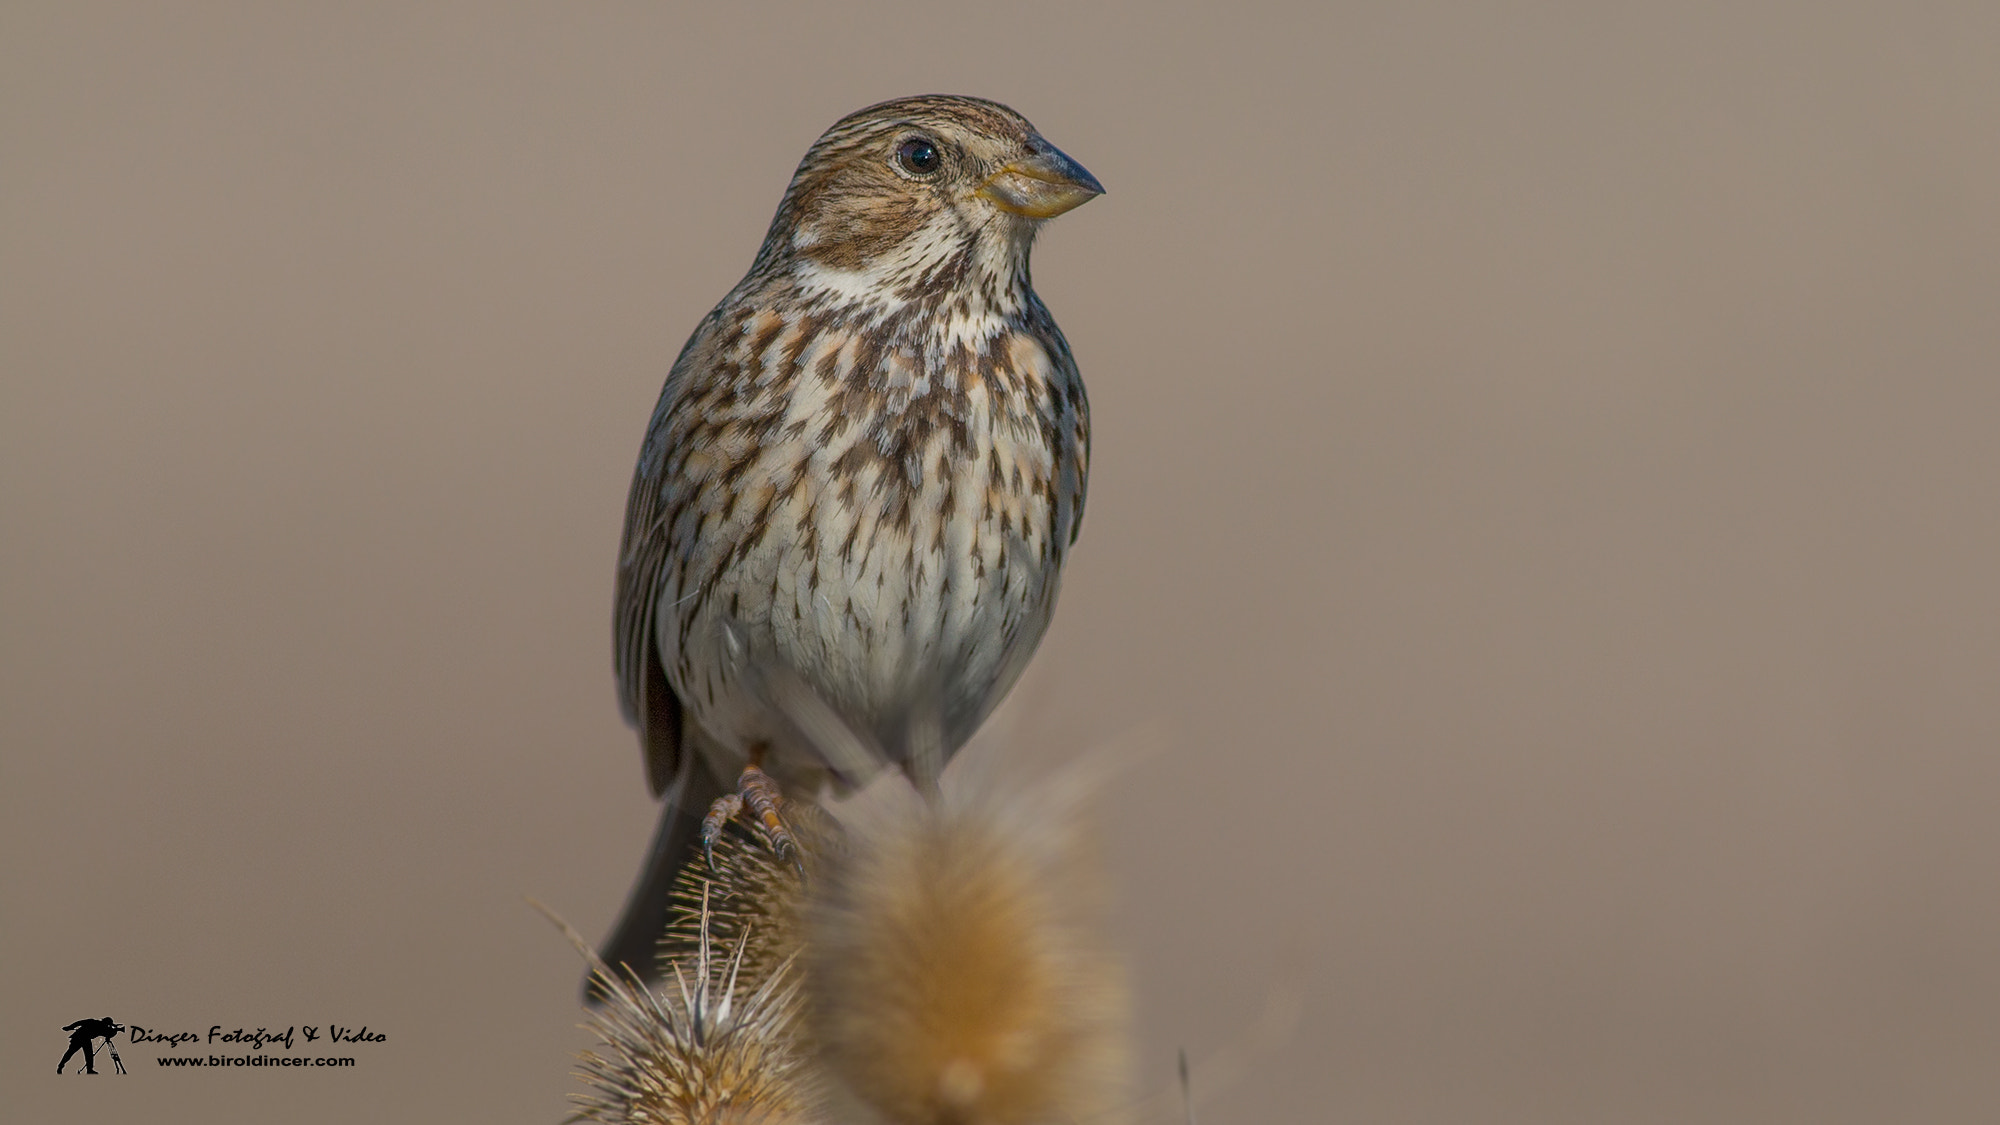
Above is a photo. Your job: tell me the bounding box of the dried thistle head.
[658,801,837,993]
[804,782,1130,1125]
[560,769,1129,1125]
[567,885,819,1125]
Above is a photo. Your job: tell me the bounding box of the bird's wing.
[614,309,726,796]
[1062,345,1090,547]
[1027,296,1091,548]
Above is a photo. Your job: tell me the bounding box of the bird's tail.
[588,757,724,1004]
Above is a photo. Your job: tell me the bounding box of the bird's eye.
[895,137,942,176]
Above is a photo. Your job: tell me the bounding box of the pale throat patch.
[790,207,1032,340]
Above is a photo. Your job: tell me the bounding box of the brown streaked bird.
[596,95,1102,995]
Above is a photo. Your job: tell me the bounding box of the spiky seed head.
[568,886,820,1125]
[659,800,839,993]
[803,787,1129,1125]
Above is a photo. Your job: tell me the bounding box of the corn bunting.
[597,95,1101,991]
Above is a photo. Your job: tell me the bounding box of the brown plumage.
[597,95,1102,991]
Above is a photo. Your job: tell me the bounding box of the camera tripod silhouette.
[58,1018,126,1075]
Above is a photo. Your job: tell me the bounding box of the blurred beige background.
[6,2,1999,1121]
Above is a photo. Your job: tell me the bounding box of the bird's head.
[754,95,1103,311]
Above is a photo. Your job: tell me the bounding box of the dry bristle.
[569,888,819,1125]
[804,786,1130,1125]
[659,800,836,992]
[561,777,1129,1125]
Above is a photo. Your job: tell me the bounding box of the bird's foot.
[700,764,801,874]
[699,792,744,871]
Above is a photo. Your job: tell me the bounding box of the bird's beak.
[977,139,1105,219]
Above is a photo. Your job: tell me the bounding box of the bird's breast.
[662,321,1080,769]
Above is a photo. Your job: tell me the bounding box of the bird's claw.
[738,764,799,867]
[699,765,804,877]
[699,792,745,872]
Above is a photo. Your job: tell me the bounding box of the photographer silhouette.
[58,1016,125,1075]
